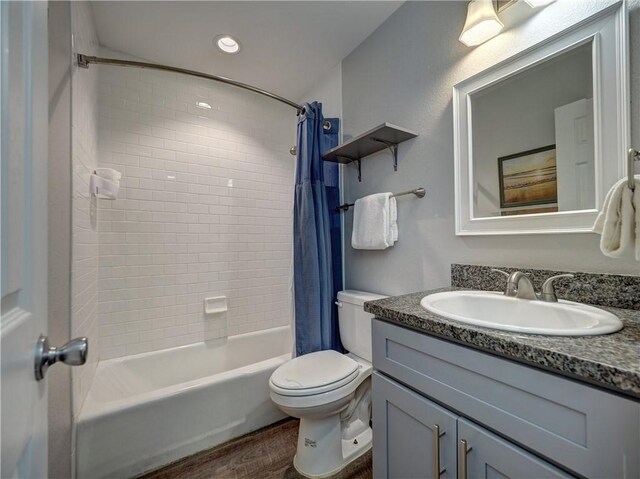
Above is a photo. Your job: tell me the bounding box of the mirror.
[454,3,629,235]
[472,42,593,219]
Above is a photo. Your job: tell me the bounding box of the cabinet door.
[457,419,573,479]
[373,372,457,479]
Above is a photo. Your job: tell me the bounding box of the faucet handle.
[541,274,574,302]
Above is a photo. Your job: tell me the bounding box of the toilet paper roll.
[90,174,120,199]
[95,168,122,185]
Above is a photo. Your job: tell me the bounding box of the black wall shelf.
[322,123,418,181]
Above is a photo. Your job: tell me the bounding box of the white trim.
[453,1,629,236]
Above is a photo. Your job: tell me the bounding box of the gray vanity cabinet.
[373,372,571,479]
[372,319,640,479]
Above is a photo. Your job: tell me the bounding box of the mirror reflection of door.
[471,41,594,219]
[555,98,595,212]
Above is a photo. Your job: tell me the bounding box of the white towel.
[389,197,398,243]
[593,175,640,261]
[351,193,397,250]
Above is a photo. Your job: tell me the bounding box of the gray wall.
[47,1,73,477]
[342,0,640,296]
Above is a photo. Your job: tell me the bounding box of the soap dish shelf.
[204,296,227,315]
[322,123,418,181]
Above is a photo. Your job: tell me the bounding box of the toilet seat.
[270,350,360,397]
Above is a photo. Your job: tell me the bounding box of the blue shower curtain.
[294,102,341,356]
[322,118,343,354]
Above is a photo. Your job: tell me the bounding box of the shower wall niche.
[95,50,296,359]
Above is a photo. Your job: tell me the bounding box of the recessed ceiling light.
[215,35,241,54]
[196,101,212,109]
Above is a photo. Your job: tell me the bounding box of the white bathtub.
[77,326,292,478]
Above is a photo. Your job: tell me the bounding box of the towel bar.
[337,187,425,212]
[628,148,640,190]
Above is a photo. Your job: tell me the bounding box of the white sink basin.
[420,291,623,336]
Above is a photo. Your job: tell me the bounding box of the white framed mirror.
[453,2,629,236]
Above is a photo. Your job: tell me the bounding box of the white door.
[1,2,49,477]
[554,98,595,211]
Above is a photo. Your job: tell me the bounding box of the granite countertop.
[365,288,640,399]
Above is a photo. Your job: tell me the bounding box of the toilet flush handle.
[335,301,343,308]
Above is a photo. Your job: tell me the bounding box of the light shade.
[524,0,556,7]
[459,0,504,47]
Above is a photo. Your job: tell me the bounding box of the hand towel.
[593,175,640,261]
[352,193,395,250]
[389,197,398,244]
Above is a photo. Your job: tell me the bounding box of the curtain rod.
[77,54,304,112]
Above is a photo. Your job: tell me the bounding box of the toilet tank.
[337,290,387,362]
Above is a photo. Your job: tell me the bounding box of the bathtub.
[76,326,292,479]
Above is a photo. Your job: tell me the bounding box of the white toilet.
[269,290,386,478]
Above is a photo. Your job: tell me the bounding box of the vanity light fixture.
[523,0,556,7]
[459,0,504,47]
[215,34,241,54]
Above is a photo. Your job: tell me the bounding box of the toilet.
[269,290,386,478]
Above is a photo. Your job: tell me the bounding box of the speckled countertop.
[365,288,640,399]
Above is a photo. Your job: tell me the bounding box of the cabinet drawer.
[373,319,640,478]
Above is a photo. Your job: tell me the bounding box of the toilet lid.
[270,350,360,395]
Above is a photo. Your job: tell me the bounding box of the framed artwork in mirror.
[498,145,557,209]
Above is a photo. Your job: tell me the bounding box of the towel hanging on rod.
[628,148,640,190]
[337,187,425,212]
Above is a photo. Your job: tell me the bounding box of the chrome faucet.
[491,269,574,302]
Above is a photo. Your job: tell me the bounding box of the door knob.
[34,335,88,381]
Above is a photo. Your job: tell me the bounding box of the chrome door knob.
[34,335,88,381]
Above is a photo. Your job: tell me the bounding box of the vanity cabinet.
[374,372,571,479]
[372,319,640,479]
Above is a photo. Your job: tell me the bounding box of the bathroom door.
[1,1,50,477]
[554,98,595,211]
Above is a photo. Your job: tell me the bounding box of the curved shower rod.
[77,54,303,111]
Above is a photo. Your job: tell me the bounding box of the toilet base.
[292,377,372,479]
[293,419,372,479]
[269,355,373,478]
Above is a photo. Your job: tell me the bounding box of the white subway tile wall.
[71,1,101,415]
[96,50,296,359]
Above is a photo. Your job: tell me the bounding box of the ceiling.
[90,1,403,102]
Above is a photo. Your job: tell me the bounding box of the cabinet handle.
[432,424,446,477]
[458,439,472,479]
